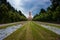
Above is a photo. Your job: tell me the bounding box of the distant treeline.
[33,0,60,23]
[0,0,27,24]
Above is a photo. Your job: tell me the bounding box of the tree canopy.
[33,0,60,23]
[0,0,27,24]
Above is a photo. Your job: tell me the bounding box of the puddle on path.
[41,25,60,35]
[0,24,22,40]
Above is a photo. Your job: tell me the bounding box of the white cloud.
[7,0,50,17]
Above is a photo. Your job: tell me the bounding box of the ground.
[4,21,60,40]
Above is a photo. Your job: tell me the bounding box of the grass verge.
[31,21,60,40]
[3,21,60,40]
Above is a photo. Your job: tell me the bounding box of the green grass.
[30,22,44,40]
[48,24,60,28]
[4,21,60,40]
[0,22,23,29]
[4,24,26,40]
[36,21,60,28]
[31,22,60,40]
[0,24,16,29]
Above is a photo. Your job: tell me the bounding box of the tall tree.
[0,0,27,24]
[33,0,60,23]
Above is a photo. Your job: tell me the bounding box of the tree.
[0,0,27,24]
[33,0,60,23]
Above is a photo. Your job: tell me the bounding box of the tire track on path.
[31,22,45,40]
[4,23,27,40]
[25,21,33,40]
[32,22,60,40]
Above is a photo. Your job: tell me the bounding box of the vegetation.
[0,21,24,29]
[0,24,16,29]
[35,21,60,28]
[0,0,27,24]
[33,0,60,23]
[4,21,60,40]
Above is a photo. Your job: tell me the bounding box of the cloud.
[7,0,51,17]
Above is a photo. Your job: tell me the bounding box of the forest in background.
[0,0,27,24]
[0,0,60,24]
[33,0,60,23]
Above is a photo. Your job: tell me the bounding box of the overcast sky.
[7,0,51,17]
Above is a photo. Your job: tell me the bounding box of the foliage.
[33,0,60,23]
[0,0,27,24]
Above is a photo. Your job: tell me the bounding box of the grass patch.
[0,22,22,29]
[0,24,16,29]
[30,22,44,40]
[36,21,60,28]
[4,24,26,40]
[18,29,26,40]
[3,21,60,40]
[48,24,60,28]
[31,21,60,40]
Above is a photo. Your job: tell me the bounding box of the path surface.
[0,21,26,27]
[35,22,60,35]
[25,22,33,40]
[0,25,21,40]
[36,21,60,28]
[41,24,60,35]
[4,21,60,40]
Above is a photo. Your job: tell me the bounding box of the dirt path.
[15,26,26,40]
[31,22,60,40]
[4,21,60,40]
[4,23,27,40]
[25,22,33,40]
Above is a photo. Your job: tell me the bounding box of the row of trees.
[0,0,27,24]
[33,0,60,23]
